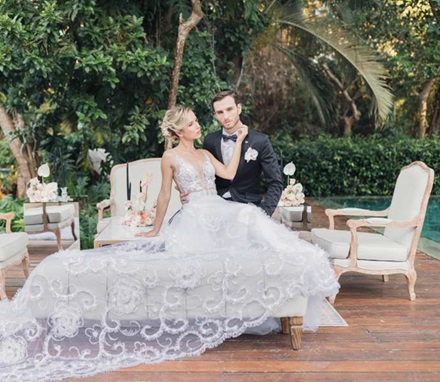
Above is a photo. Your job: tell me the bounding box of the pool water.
[314,196,440,259]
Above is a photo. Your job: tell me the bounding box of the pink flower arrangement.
[26,164,58,202]
[26,178,58,202]
[278,161,305,207]
[123,174,156,228]
[279,178,305,207]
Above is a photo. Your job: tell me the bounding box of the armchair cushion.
[0,233,29,263]
[24,220,74,233]
[96,217,112,234]
[311,228,408,262]
[24,204,75,225]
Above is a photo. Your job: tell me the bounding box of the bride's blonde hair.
[160,105,192,144]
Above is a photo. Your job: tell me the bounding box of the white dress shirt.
[220,129,236,199]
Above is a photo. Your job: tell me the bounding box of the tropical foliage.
[0,1,438,247]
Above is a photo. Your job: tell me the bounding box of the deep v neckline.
[174,152,209,178]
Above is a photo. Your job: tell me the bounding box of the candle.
[61,164,66,188]
[126,162,131,200]
[139,180,142,193]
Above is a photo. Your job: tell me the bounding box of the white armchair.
[96,158,181,233]
[311,161,434,303]
[0,212,30,300]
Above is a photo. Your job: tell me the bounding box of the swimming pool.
[313,196,440,260]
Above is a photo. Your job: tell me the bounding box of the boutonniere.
[244,147,258,162]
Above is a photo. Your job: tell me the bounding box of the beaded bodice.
[174,153,217,198]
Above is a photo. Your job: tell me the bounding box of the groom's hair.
[211,89,241,110]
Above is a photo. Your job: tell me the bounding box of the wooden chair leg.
[55,229,63,250]
[0,269,7,300]
[22,251,30,278]
[406,270,417,301]
[71,220,78,241]
[289,316,303,350]
[281,317,289,334]
[382,275,389,282]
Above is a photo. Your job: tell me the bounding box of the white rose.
[244,147,258,162]
[37,163,50,178]
[283,162,296,176]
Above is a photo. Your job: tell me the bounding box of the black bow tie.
[222,134,237,142]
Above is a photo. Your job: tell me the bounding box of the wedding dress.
[0,153,339,381]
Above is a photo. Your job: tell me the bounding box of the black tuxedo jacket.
[203,129,283,216]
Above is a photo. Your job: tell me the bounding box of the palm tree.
[241,0,393,136]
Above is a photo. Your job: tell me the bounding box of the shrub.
[273,135,439,197]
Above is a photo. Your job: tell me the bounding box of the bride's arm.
[138,152,174,237]
[203,125,248,180]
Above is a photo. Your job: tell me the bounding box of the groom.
[203,90,283,217]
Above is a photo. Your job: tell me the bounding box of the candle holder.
[58,187,70,202]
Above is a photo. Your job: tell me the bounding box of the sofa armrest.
[346,217,419,230]
[0,212,14,233]
[325,207,389,229]
[96,199,112,221]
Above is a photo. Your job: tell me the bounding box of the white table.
[93,216,153,248]
[275,204,312,230]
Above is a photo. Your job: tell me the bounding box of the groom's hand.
[178,188,189,204]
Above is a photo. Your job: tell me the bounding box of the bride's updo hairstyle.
[160,105,192,143]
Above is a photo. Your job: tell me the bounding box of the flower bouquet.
[279,162,305,207]
[122,174,156,231]
[278,162,308,224]
[26,164,58,202]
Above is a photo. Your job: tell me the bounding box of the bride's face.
[179,110,202,140]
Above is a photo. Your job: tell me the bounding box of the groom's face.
[213,96,242,133]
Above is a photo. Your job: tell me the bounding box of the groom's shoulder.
[205,130,219,138]
[249,129,270,143]
[204,130,221,141]
[203,130,221,147]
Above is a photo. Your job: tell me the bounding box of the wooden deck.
[4,202,440,381]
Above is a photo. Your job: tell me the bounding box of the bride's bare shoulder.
[199,149,212,157]
[161,149,178,165]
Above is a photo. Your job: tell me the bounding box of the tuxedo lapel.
[213,131,224,163]
[236,131,253,174]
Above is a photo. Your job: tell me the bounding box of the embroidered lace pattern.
[174,153,217,199]
[0,153,339,382]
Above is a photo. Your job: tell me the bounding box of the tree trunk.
[323,63,360,137]
[0,104,37,198]
[428,84,440,136]
[166,0,203,149]
[342,115,354,136]
[417,77,436,138]
[167,0,203,109]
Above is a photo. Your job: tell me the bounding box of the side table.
[24,202,79,250]
[94,216,150,248]
[275,203,312,230]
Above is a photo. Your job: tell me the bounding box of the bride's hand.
[135,229,158,238]
[236,124,248,143]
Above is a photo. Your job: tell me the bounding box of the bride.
[0,106,339,382]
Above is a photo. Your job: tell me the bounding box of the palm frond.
[274,43,335,125]
[277,17,394,122]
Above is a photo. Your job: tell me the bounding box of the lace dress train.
[0,154,339,381]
